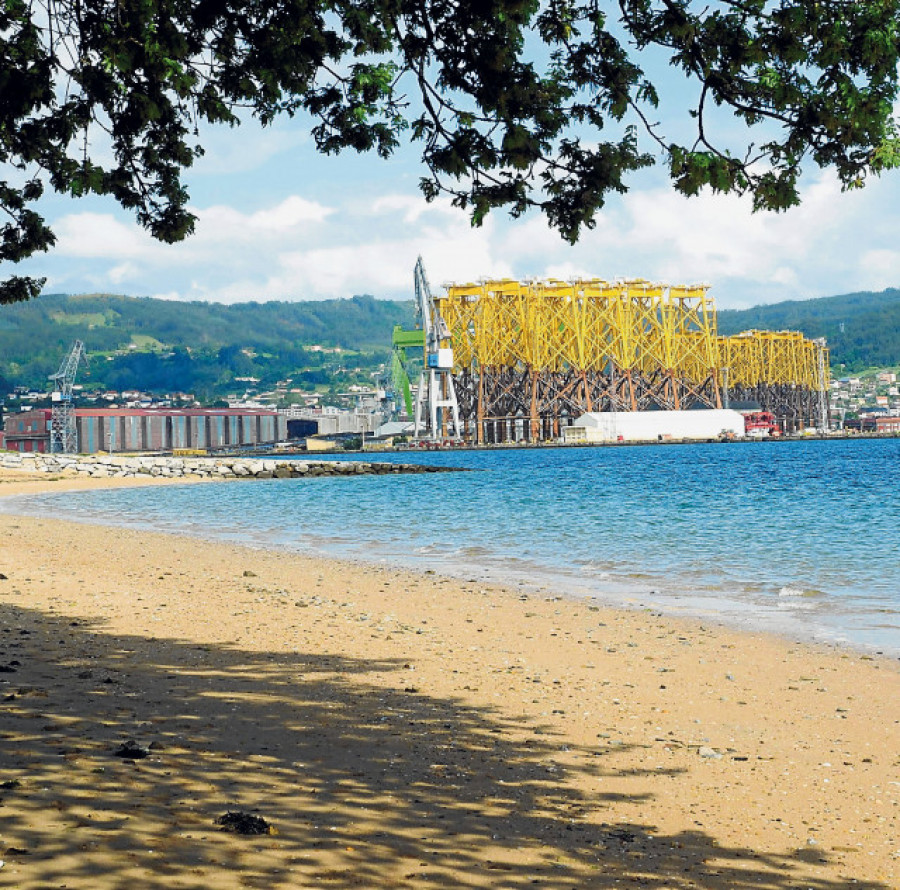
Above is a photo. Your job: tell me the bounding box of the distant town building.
[875,415,900,434]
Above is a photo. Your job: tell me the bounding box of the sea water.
[4,438,899,655]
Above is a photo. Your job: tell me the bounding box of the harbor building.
[2,408,287,454]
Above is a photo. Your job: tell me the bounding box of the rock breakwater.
[0,452,455,480]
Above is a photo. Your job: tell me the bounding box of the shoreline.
[0,470,898,888]
[2,466,897,661]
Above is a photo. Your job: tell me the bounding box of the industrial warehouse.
[1,338,289,456]
[3,407,286,454]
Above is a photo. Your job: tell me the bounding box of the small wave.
[777,599,819,612]
[414,542,457,556]
[778,585,825,598]
[575,562,612,579]
[456,545,492,558]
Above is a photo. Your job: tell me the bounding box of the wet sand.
[0,470,897,889]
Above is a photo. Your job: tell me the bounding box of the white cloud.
[185,197,333,246]
[24,163,900,307]
[108,262,140,285]
[248,196,333,229]
[858,248,900,289]
[227,206,507,298]
[770,267,801,288]
[53,213,159,260]
[36,189,511,300]
[366,194,432,224]
[497,169,900,307]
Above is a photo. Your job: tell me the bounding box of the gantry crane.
[412,257,461,440]
[391,325,425,419]
[49,340,86,453]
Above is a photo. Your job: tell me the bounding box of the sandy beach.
[0,470,897,889]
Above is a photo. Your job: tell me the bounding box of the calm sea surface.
[4,438,899,654]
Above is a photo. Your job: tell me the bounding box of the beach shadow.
[0,603,886,890]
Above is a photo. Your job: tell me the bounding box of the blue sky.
[10,50,900,311]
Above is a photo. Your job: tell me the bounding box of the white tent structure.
[563,409,746,444]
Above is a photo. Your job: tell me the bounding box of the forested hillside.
[0,287,897,401]
[0,293,416,399]
[718,288,900,372]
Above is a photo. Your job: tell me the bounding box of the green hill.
[718,288,900,372]
[0,287,897,402]
[0,293,416,400]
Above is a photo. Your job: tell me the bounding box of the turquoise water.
[4,438,899,654]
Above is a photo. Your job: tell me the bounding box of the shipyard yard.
[0,460,898,889]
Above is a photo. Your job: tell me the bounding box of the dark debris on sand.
[215,811,274,835]
[112,739,151,759]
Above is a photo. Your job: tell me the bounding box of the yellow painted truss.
[718,330,829,390]
[439,280,827,392]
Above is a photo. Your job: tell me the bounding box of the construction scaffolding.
[718,330,830,432]
[435,278,829,443]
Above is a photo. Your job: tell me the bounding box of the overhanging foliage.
[2,1,899,302]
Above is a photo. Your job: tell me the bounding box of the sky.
[9,38,900,311]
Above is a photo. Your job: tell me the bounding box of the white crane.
[412,257,461,440]
[49,340,86,453]
[814,338,829,432]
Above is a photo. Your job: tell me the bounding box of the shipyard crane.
[412,257,461,440]
[814,338,830,431]
[391,325,424,419]
[49,340,86,453]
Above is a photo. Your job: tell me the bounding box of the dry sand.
[0,470,897,889]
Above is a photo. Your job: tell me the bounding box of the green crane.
[391,325,424,419]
